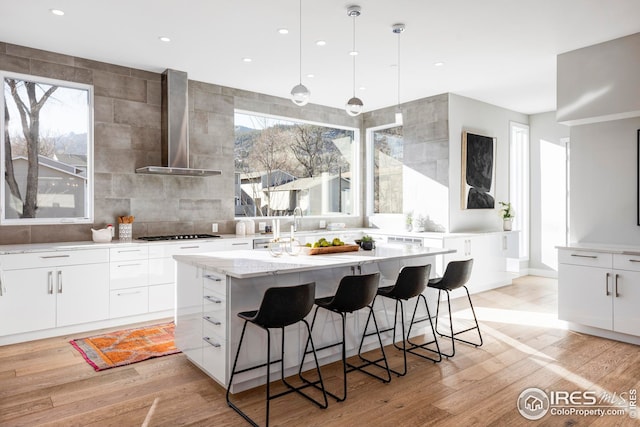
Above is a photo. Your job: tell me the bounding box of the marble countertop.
[557,243,640,255]
[173,245,455,279]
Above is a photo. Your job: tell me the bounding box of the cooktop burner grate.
[137,234,221,241]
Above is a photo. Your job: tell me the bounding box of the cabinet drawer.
[202,335,226,384]
[203,290,226,318]
[613,253,640,272]
[110,287,149,318]
[149,283,174,312]
[203,314,226,341]
[0,249,109,270]
[558,250,612,268]
[110,260,149,289]
[110,246,148,262]
[203,271,226,292]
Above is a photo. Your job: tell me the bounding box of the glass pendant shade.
[291,83,310,106]
[345,96,364,116]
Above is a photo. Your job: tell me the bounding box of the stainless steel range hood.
[136,69,221,176]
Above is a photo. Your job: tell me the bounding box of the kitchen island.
[174,245,455,392]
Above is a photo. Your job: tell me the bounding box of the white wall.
[529,112,569,275]
[570,117,640,244]
[557,32,640,125]
[448,93,528,232]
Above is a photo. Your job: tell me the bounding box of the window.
[1,72,93,225]
[509,122,529,258]
[370,125,404,214]
[234,111,358,217]
[367,124,448,231]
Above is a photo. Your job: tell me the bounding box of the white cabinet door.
[56,263,109,327]
[612,270,640,336]
[175,263,204,366]
[558,264,612,330]
[0,268,55,336]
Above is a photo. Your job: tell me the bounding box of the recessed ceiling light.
[159,36,171,42]
[50,8,64,16]
[434,61,445,67]
[242,57,252,63]
[278,28,289,35]
[349,51,359,56]
[306,74,315,78]
[316,40,326,46]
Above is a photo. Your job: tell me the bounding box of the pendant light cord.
[352,13,356,97]
[397,30,401,108]
[299,0,303,85]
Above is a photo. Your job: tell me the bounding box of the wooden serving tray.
[304,244,360,255]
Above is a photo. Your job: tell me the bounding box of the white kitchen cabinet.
[0,249,109,336]
[558,249,640,338]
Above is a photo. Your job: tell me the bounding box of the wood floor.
[2,276,639,427]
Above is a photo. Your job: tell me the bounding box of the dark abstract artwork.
[462,131,496,209]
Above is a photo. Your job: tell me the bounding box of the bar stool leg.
[226,321,260,427]
[406,293,442,362]
[353,305,392,383]
[435,287,483,356]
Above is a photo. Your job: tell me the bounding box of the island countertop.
[173,245,455,279]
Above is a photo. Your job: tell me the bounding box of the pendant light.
[290,0,310,106]
[345,5,363,116]
[393,23,405,125]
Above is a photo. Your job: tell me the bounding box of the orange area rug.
[70,323,180,371]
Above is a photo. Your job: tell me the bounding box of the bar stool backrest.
[439,259,474,291]
[329,273,380,313]
[390,264,431,300]
[253,282,316,328]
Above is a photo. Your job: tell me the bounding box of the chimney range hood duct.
[136,69,221,176]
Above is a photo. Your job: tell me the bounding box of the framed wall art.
[462,131,496,209]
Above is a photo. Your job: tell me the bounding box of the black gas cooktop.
[138,234,221,241]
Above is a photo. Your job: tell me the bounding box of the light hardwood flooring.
[1,276,639,426]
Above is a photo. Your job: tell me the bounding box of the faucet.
[293,207,303,232]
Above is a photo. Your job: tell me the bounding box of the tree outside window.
[1,72,93,224]
[234,112,356,217]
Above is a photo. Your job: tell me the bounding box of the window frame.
[509,121,529,259]
[233,109,360,219]
[365,122,403,217]
[0,70,94,225]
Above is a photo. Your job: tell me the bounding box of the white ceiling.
[2,0,639,115]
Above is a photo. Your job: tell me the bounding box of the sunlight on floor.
[456,306,569,330]
[478,323,556,361]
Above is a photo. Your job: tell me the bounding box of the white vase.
[503,218,513,231]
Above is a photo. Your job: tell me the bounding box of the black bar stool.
[427,259,483,357]
[299,272,391,402]
[359,264,441,377]
[226,282,327,427]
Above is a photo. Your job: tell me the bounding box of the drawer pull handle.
[571,254,597,259]
[117,263,142,267]
[204,295,223,304]
[180,245,199,249]
[204,316,222,326]
[615,274,620,298]
[203,337,221,348]
[48,271,54,294]
[57,270,63,294]
[232,242,248,246]
[40,255,71,259]
[606,272,611,296]
[117,290,142,296]
[204,275,222,282]
[629,259,640,263]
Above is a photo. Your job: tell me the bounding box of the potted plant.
[499,201,515,231]
[360,235,375,251]
[412,214,426,232]
[405,212,413,231]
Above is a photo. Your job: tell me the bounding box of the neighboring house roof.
[266,174,350,191]
[53,153,87,167]
[238,169,296,183]
[12,155,87,180]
